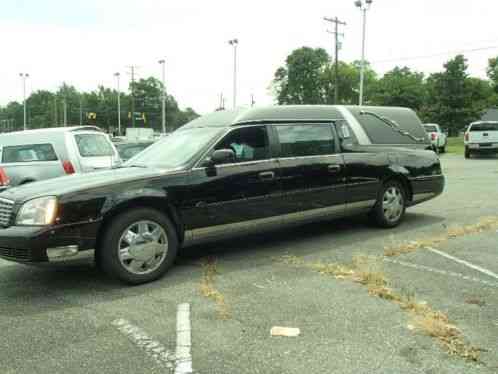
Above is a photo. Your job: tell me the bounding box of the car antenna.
[359,110,426,143]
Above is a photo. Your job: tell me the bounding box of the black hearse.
[0,106,444,284]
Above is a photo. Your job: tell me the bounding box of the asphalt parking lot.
[1,153,497,374]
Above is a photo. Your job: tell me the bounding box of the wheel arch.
[383,166,413,202]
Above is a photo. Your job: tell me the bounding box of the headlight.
[16,196,58,226]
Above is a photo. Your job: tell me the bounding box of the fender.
[100,187,168,216]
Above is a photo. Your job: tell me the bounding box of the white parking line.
[383,258,498,288]
[112,318,176,370]
[175,303,193,374]
[426,247,498,281]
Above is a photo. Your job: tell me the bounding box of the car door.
[185,125,282,241]
[273,123,346,220]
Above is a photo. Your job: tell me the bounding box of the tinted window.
[469,123,498,132]
[214,126,270,163]
[276,124,335,157]
[117,143,152,160]
[2,143,58,163]
[74,134,114,157]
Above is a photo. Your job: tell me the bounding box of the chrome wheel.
[382,186,404,223]
[118,220,168,275]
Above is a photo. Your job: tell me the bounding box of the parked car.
[0,126,121,186]
[0,106,444,284]
[464,121,498,158]
[0,167,10,192]
[115,141,154,162]
[423,123,447,153]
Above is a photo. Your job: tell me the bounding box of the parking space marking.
[384,258,498,288]
[175,303,193,374]
[112,318,175,371]
[426,247,498,281]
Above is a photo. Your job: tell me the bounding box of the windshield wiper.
[359,110,427,143]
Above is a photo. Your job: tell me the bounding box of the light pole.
[19,73,29,130]
[158,59,166,134]
[355,0,373,106]
[114,72,121,135]
[228,39,238,109]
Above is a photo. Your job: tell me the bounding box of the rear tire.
[99,208,178,285]
[439,146,446,153]
[370,180,406,228]
[464,147,470,159]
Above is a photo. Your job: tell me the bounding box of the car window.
[214,126,270,163]
[119,144,150,160]
[424,125,438,132]
[74,134,115,157]
[2,143,58,163]
[469,123,498,131]
[276,124,335,157]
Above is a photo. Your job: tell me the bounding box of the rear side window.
[74,134,114,157]
[276,124,335,157]
[424,125,438,132]
[2,143,58,163]
[469,123,498,132]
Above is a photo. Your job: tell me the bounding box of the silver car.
[0,126,121,186]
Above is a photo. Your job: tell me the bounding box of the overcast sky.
[2,0,498,114]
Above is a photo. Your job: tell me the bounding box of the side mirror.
[210,149,236,165]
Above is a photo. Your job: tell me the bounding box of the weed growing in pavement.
[199,257,231,320]
[276,254,484,362]
[384,216,498,257]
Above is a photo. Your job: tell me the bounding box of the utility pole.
[54,96,58,125]
[79,95,83,125]
[158,59,166,134]
[114,72,121,135]
[19,73,29,130]
[63,98,67,126]
[355,0,373,106]
[127,66,139,128]
[324,17,346,104]
[228,39,238,109]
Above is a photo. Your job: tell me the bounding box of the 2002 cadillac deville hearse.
[0,105,444,284]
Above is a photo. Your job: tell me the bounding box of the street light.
[114,72,121,135]
[355,0,373,106]
[158,59,166,134]
[228,39,238,109]
[19,73,29,130]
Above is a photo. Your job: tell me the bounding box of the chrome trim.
[412,192,436,203]
[233,118,345,126]
[335,106,372,145]
[408,174,444,181]
[183,200,376,246]
[277,154,343,162]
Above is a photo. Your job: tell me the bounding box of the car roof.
[0,126,103,137]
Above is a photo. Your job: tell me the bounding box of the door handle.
[259,171,275,181]
[328,164,342,173]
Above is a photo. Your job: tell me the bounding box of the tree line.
[272,47,498,135]
[0,77,198,134]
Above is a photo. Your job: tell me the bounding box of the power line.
[372,45,498,64]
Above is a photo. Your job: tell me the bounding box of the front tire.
[99,208,178,284]
[370,180,406,228]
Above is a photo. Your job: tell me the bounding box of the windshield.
[470,123,498,132]
[424,125,438,132]
[126,127,223,168]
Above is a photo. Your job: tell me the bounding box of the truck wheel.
[439,146,446,153]
[370,180,406,228]
[464,147,470,159]
[99,208,178,284]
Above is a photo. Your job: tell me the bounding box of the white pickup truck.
[464,121,498,159]
[423,124,447,153]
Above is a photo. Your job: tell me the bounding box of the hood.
[0,166,180,203]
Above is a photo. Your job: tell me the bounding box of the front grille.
[0,197,14,227]
[0,247,32,262]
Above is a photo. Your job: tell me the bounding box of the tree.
[370,67,427,111]
[272,47,330,104]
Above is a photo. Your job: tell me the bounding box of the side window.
[214,126,270,163]
[276,124,335,157]
[2,143,58,163]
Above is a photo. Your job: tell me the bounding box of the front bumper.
[0,220,101,264]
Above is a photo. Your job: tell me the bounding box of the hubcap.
[118,220,168,275]
[382,186,404,223]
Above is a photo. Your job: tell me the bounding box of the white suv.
[464,121,498,159]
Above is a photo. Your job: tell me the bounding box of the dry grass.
[199,257,231,320]
[276,254,484,362]
[384,216,498,257]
